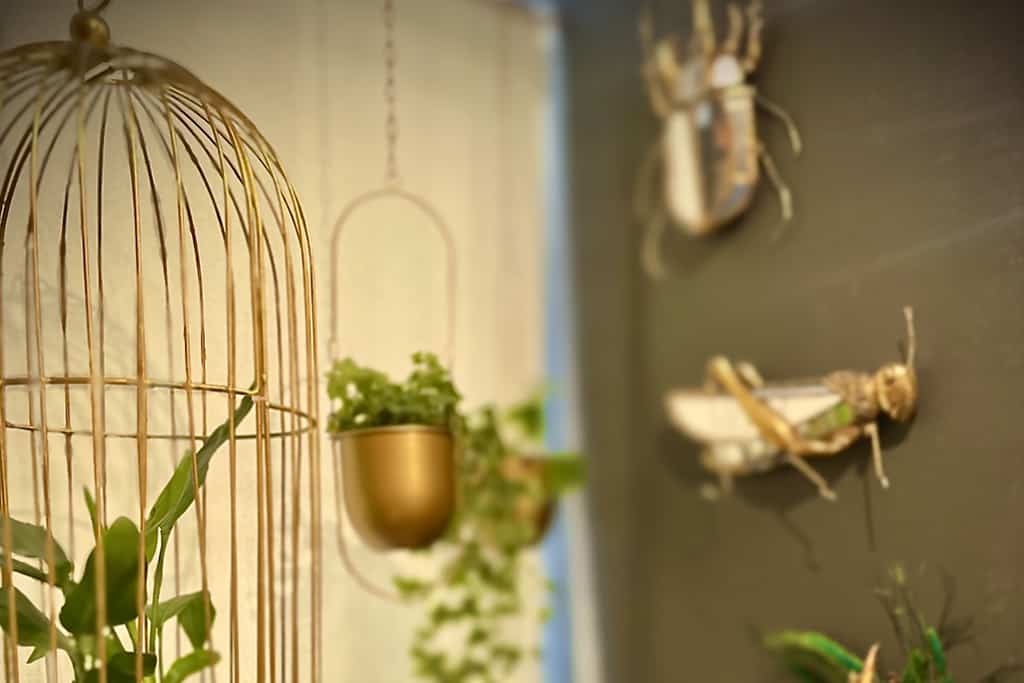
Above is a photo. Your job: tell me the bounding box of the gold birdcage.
[0,2,322,682]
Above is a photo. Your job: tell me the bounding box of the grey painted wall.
[565,0,1023,680]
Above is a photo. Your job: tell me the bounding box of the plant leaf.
[0,517,73,587]
[163,649,220,683]
[0,553,48,583]
[83,486,103,538]
[541,455,586,497]
[82,652,157,683]
[148,590,216,650]
[764,630,863,683]
[326,353,460,432]
[60,517,143,634]
[145,395,254,559]
[0,586,53,648]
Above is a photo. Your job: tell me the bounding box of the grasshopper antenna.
[902,306,916,370]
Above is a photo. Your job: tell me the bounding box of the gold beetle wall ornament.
[636,0,803,278]
[665,308,918,501]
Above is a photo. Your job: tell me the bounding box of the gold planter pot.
[502,455,557,545]
[336,425,456,550]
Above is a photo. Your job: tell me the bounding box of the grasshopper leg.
[736,361,765,388]
[864,421,889,488]
[707,356,803,450]
[784,452,837,501]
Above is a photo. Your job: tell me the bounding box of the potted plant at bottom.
[0,397,250,682]
[326,352,461,549]
[394,393,586,683]
[765,566,1022,683]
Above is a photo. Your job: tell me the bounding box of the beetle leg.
[758,142,794,225]
[641,208,669,280]
[741,0,764,73]
[756,94,803,155]
[638,9,675,118]
[864,421,890,488]
[783,453,837,501]
[634,139,664,220]
[722,4,745,55]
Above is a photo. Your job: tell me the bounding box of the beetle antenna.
[902,306,916,370]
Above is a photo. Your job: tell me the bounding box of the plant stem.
[149,528,170,679]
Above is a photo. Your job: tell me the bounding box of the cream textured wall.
[0,1,551,681]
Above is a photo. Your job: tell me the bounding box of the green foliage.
[0,517,73,588]
[0,396,249,681]
[766,567,1022,683]
[764,630,864,683]
[147,590,217,650]
[0,585,64,650]
[540,454,587,499]
[326,352,461,433]
[146,394,254,558]
[393,388,585,683]
[163,649,220,683]
[60,517,143,634]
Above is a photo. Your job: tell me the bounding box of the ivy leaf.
[504,392,546,441]
[146,395,254,559]
[148,591,216,650]
[326,353,460,432]
[541,454,586,498]
[0,517,73,588]
[60,517,143,634]
[163,649,220,683]
[393,577,432,601]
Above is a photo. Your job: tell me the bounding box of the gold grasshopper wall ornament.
[665,308,918,501]
[636,0,803,278]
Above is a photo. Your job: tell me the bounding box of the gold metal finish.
[0,4,322,681]
[333,426,455,550]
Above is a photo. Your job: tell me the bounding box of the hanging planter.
[327,353,460,550]
[325,13,460,551]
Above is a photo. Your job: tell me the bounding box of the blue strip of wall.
[541,23,576,683]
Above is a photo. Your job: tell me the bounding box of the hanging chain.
[383,0,400,184]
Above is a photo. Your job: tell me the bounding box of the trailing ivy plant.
[323,353,585,681]
[0,395,251,682]
[396,391,585,683]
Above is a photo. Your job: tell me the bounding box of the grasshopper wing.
[665,385,843,443]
